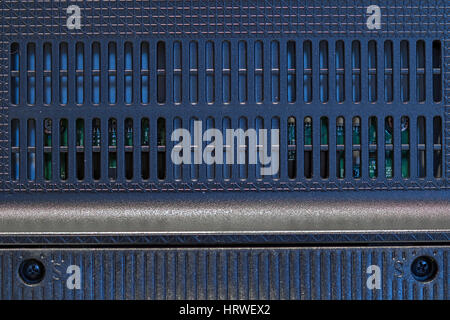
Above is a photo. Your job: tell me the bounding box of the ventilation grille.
[9,40,443,106]
[5,36,447,190]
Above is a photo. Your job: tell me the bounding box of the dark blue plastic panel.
[0,247,448,300]
[0,0,448,192]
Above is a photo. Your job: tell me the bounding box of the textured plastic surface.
[1,247,448,300]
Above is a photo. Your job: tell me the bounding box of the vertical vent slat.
[76,42,84,104]
[319,40,329,103]
[433,116,442,178]
[287,41,296,103]
[254,41,263,104]
[222,41,231,104]
[368,40,377,103]
[238,41,248,104]
[92,42,101,104]
[335,41,345,103]
[271,40,280,103]
[108,42,117,105]
[157,41,166,104]
[432,40,442,103]
[416,40,426,102]
[27,119,36,180]
[190,41,198,105]
[352,117,361,179]
[205,41,215,104]
[11,119,20,180]
[10,43,20,105]
[287,117,296,179]
[351,41,361,103]
[27,43,36,105]
[384,40,393,103]
[303,40,312,103]
[173,41,182,105]
[400,40,410,103]
[141,42,150,104]
[43,43,52,105]
[400,116,410,178]
[59,43,68,105]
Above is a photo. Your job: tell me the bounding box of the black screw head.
[19,259,46,285]
[411,256,438,282]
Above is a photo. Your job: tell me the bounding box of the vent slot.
[384,40,393,103]
[385,116,394,179]
[433,116,442,178]
[368,116,378,179]
[157,118,166,179]
[222,117,232,180]
[108,118,117,180]
[335,41,345,103]
[11,119,20,180]
[416,40,426,102]
[189,41,198,104]
[303,40,312,103]
[238,41,248,104]
[27,119,36,180]
[205,117,215,180]
[320,117,329,179]
[92,118,101,180]
[271,40,280,103]
[352,117,361,179]
[189,117,200,180]
[43,118,52,181]
[43,43,52,105]
[287,117,296,179]
[173,41,182,104]
[59,119,68,180]
[76,42,84,104]
[254,41,263,103]
[27,43,36,105]
[10,43,19,105]
[92,42,101,104]
[141,118,150,180]
[271,117,280,178]
[108,42,117,104]
[401,116,410,178]
[124,42,133,104]
[417,116,426,178]
[400,40,410,102]
[206,41,215,104]
[287,41,296,103]
[304,117,312,179]
[368,40,377,103]
[432,40,442,103]
[319,40,329,103]
[76,119,85,181]
[336,117,345,178]
[351,41,361,103]
[222,41,231,104]
[141,42,149,104]
[172,117,182,180]
[59,43,68,105]
[157,41,166,104]
[124,118,134,180]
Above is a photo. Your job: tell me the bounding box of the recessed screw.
[411,256,437,282]
[19,259,46,285]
